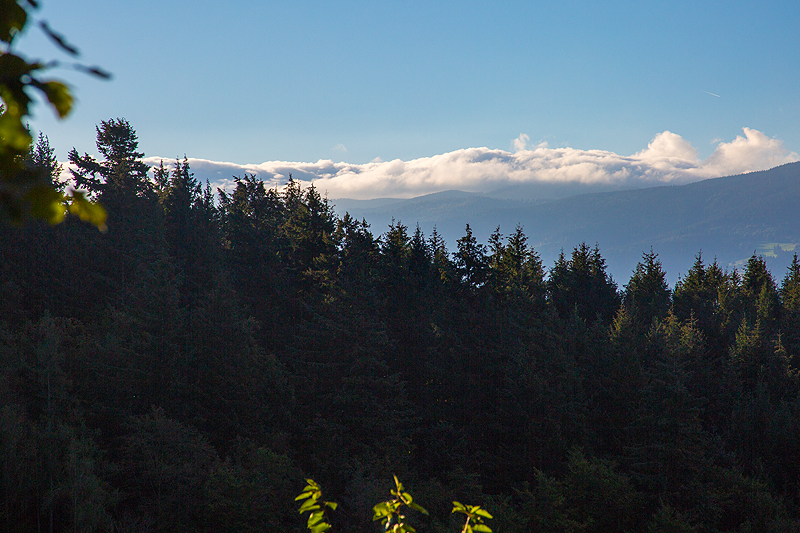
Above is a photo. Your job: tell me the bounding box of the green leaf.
[408,502,428,515]
[0,90,33,151]
[472,525,492,532]
[68,191,106,229]
[36,80,73,118]
[0,0,28,43]
[298,499,321,513]
[309,523,331,533]
[373,501,391,520]
[475,509,493,519]
[452,501,466,512]
[26,184,65,224]
[307,511,325,526]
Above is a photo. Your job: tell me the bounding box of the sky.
[16,0,800,199]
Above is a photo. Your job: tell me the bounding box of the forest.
[3,118,800,533]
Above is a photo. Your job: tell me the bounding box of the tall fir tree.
[548,242,619,324]
[780,254,800,368]
[624,249,671,326]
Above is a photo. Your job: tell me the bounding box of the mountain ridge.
[330,162,800,285]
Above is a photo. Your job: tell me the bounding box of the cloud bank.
[143,128,797,200]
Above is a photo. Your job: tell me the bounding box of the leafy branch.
[296,476,494,533]
[452,501,493,533]
[372,475,428,533]
[1,0,108,226]
[296,479,338,533]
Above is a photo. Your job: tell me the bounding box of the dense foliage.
[0,0,107,226]
[3,120,800,532]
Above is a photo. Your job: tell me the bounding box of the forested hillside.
[3,120,800,532]
[332,162,800,284]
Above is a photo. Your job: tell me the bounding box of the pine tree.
[217,174,288,348]
[625,314,706,503]
[381,219,411,284]
[159,157,212,304]
[673,253,738,353]
[780,254,800,368]
[504,224,546,304]
[624,249,671,326]
[548,242,619,324]
[453,223,488,289]
[67,119,163,312]
[335,213,380,292]
[279,182,337,292]
[68,118,153,202]
[428,226,453,286]
[26,132,63,191]
[408,224,432,289]
[740,254,780,335]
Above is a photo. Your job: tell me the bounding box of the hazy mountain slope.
[331,162,800,284]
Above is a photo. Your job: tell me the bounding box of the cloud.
[138,128,797,200]
[634,131,699,163]
[513,133,530,152]
[702,128,793,178]
[334,143,347,152]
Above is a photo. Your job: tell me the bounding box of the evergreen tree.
[26,132,63,192]
[123,408,218,533]
[488,225,546,305]
[218,174,287,348]
[67,119,163,313]
[453,223,488,289]
[548,242,620,324]
[428,225,454,287]
[625,314,706,505]
[381,219,411,285]
[335,213,380,292]
[740,254,780,335]
[673,253,739,353]
[780,254,800,367]
[624,249,671,326]
[279,182,338,294]
[408,224,432,289]
[152,159,170,197]
[68,118,153,202]
[159,157,215,305]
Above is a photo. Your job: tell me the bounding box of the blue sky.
[16,0,800,198]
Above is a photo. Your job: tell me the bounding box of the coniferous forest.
[4,119,800,533]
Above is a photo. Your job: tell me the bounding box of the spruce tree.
[780,254,800,367]
[624,249,671,326]
[548,242,619,324]
[68,118,153,202]
[453,223,488,289]
[26,132,63,191]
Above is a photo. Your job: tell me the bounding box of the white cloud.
[701,128,793,178]
[634,131,699,163]
[137,128,797,200]
[513,133,530,152]
[334,143,347,152]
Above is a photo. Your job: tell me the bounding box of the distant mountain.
[330,162,800,285]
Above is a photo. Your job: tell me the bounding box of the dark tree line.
[3,119,800,532]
